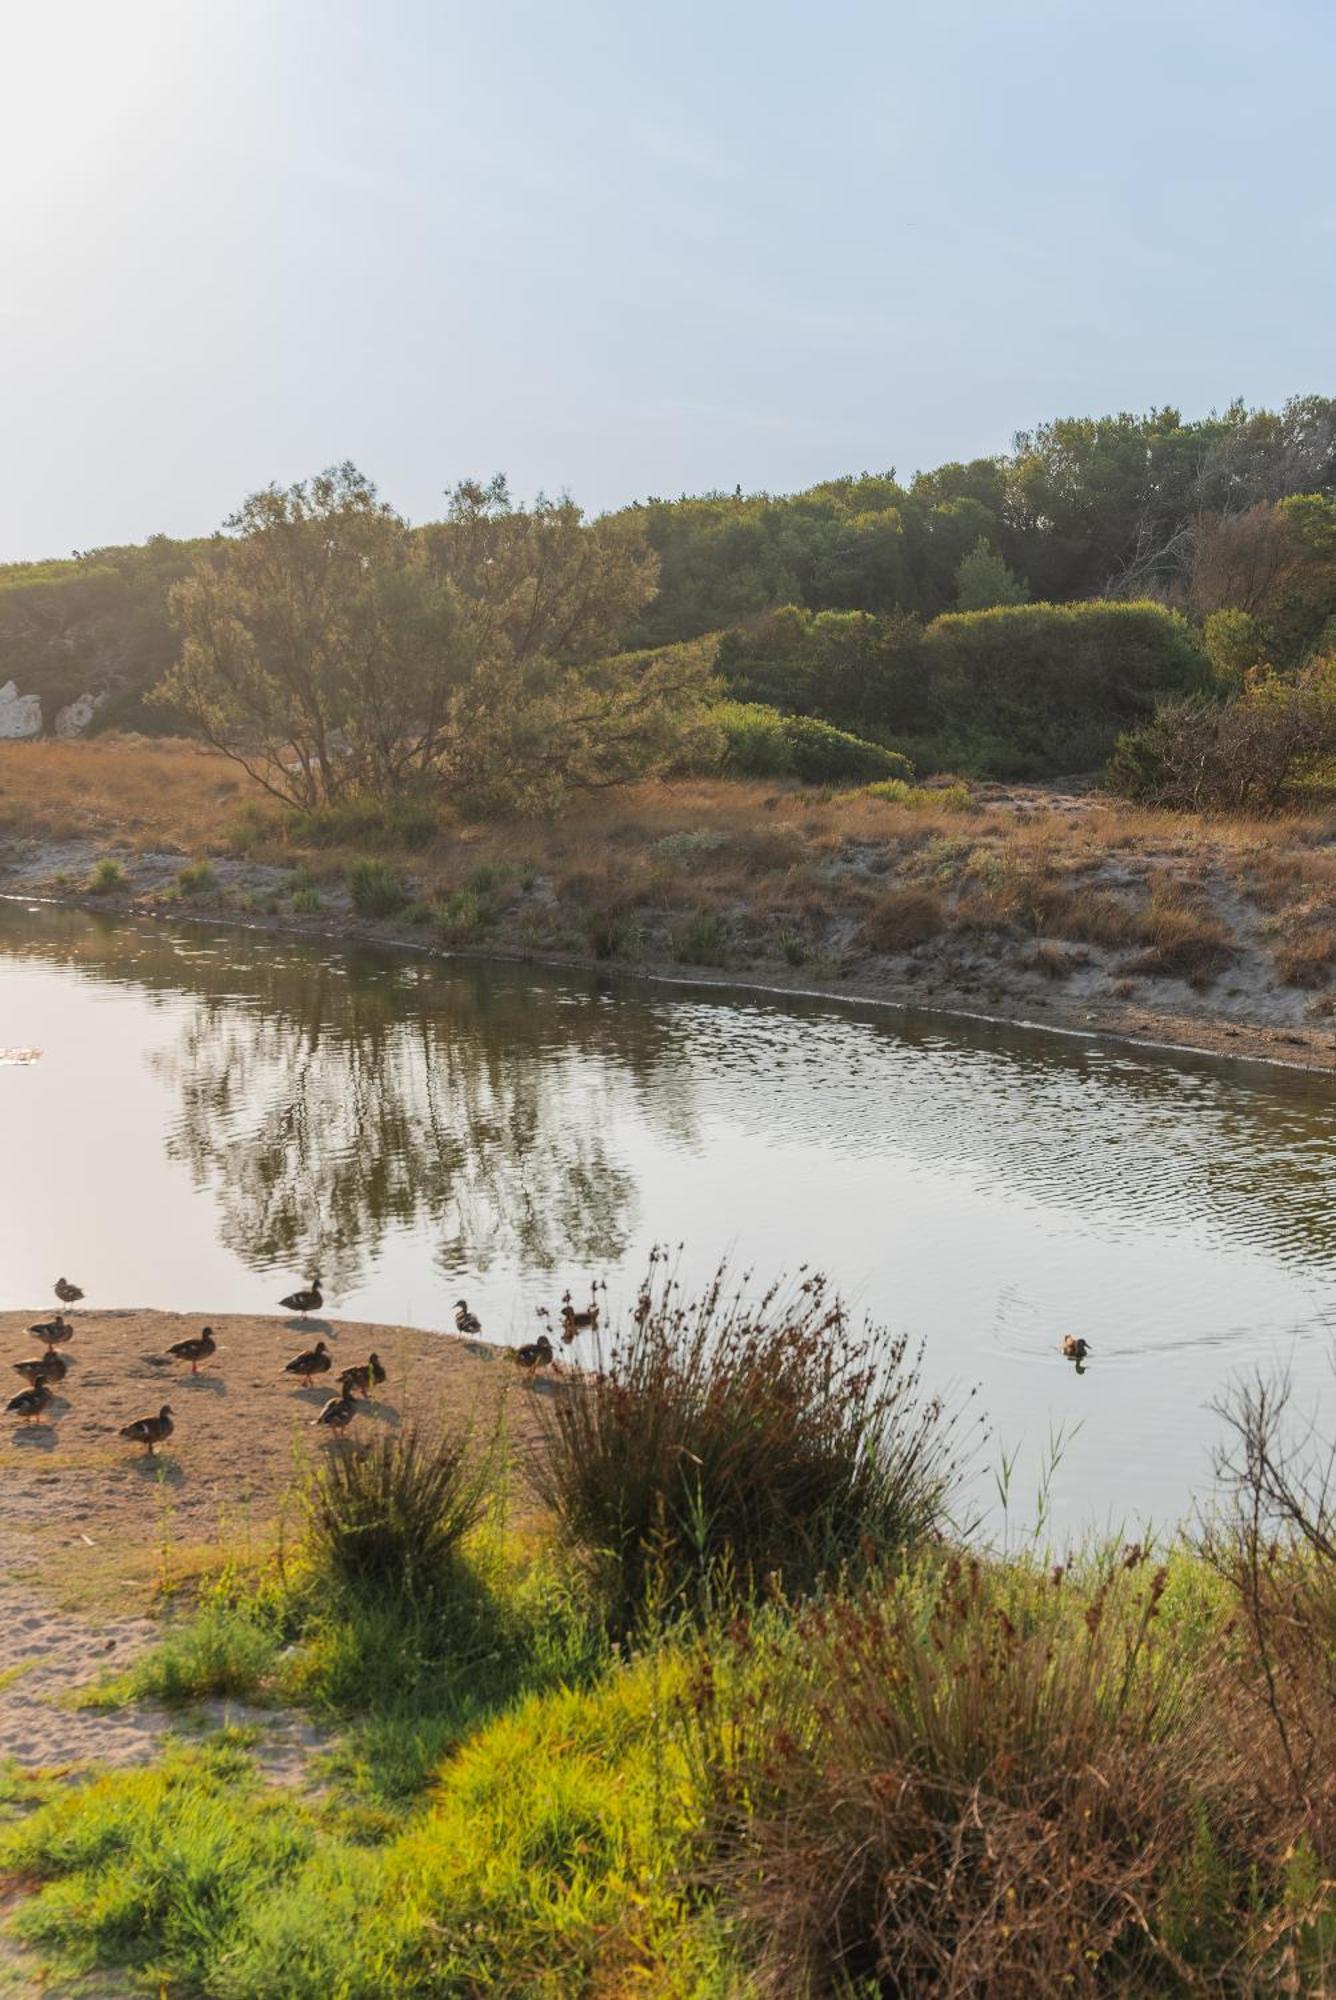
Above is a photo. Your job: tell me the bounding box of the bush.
[670,911,727,965]
[1108,659,1336,813]
[87,855,126,893]
[306,1424,490,1609]
[534,1265,967,1635]
[860,886,945,953]
[860,777,973,811]
[346,857,409,917]
[175,860,217,898]
[287,798,439,851]
[710,700,912,785]
[291,885,322,914]
[701,1553,1236,1996]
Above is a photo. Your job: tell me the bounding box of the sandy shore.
[0,1309,559,1771]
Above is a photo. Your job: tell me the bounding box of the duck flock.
[6,1276,607,1458]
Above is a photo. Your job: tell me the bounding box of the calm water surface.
[2,901,1334,1536]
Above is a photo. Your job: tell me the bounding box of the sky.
[2,0,1333,561]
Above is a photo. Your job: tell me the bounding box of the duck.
[453,1300,482,1335]
[284,1340,331,1386]
[29,1315,73,1351]
[514,1333,554,1376]
[7,1380,52,1425]
[279,1276,323,1317]
[1061,1336,1091,1363]
[338,1353,385,1399]
[166,1327,217,1376]
[311,1392,356,1435]
[54,1277,84,1307]
[13,1354,63,1387]
[120,1405,174,1455]
[560,1288,600,1334]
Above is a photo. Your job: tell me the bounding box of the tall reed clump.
[305,1423,490,1611]
[694,1550,1262,1996]
[535,1262,973,1635]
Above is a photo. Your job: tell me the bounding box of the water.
[2,899,1334,1537]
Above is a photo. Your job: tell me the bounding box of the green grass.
[345,856,409,918]
[86,855,126,893]
[174,859,218,898]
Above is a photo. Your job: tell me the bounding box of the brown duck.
[284,1340,331,1387]
[311,1392,356,1435]
[121,1405,174,1455]
[339,1353,385,1399]
[166,1327,217,1376]
[14,1353,64,1386]
[515,1333,554,1376]
[453,1300,482,1335]
[29,1316,72,1352]
[54,1277,84,1307]
[279,1277,323,1317]
[7,1381,52,1425]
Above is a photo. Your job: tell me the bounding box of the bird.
[120,1405,174,1455]
[453,1299,482,1335]
[560,1289,600,1335]
[634,1290,652,1327]
[311,1392,356,1435]
[338,1353,385,1399]
[284,1340,331,1386]
[514,1333,554,1376]
[7,1380,52,1425]
[29,1315,72,1352]
[13,1354,63,1387]
[54,1277,84,1307]
[279,1276,323,1317]
[1061,1336,1091,1363]
[165,1327,217,1376]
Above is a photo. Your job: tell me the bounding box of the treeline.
[1,394,1334,805]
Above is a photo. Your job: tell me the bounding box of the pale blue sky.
[3,0,1332,560]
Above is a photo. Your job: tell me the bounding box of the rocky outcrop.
[55,690,109,737]
[0,681,42,739]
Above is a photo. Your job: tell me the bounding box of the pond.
[1,899,1333,1537]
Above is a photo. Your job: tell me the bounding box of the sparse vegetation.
[346,856,408,918]
[87,854,126,893]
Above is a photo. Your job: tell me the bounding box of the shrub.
[711,700,912,785]
[87,855,126,893]
[670,911,727,965]
[701,1553,1236,1996]
[861,777,972,811]
[534,1265,968,1635]
[291,885,322,914]
[306,1424,490,1609]
[286,798,439,851]
[1124,891,1234,987]
[175,859,217,898]
[346,857,409,917]
[1274,931,1335,988]
[860,886,945,953]
[433,888,486,939]
[1109,659,1336,813]
[710,700,793,777]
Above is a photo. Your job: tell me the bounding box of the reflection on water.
[1,900,1334,1532]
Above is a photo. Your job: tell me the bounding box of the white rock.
[0,681,42,739]
[55,690,107,738]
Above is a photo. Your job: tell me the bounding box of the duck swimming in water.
[1061,1336,1091,1363]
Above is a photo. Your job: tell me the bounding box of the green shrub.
[1109,660,1336,813]
[287,798,439,852]
[306,1424,491,1610]
[175,860,217,898]
[291,885,322,914]
[861,777,972,811]
[346,857,409,917]
[534,1266,966,1635]
[710,699,793,776]
[670,911,727,964]
[782,713,911,784]
[87,856,126,893]
[434,888,487,939]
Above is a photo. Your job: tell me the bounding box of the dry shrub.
[698,1554,1294,1997]
[535,1262,971,1636]
[1125,889,1235,987]
[860,886,945,954]
[1021,941,1087,980]
[1273,930,1336,989]
[306,1423,490,1608]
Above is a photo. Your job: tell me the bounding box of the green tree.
[953,537,1028,610]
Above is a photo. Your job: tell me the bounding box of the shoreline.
[4,878,1335,1080]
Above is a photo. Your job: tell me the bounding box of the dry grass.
[0,735,240,848]
[860,886,945,953]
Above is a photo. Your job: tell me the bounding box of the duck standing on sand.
[13,1354,63,1387]
[515,1333,554,1377]
[284,1340,331,1387]
[7,1380,52,1425]
[29,1316,72,1353]
[339,1354,385,1399]
[54,1277,84,1308]
[311,1391,356,1435]
[120,1405,174,1455]
[453,1300,482,1335]
[279,1277,323,1319]
[166,1327,217,1376]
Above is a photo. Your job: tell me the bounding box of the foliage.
[87,855,126,892]
[1109,657,1336,813]
[533,1261,970,1635]
[305,1424,491,1608]
[285,797,439,851]
[174,859,217,898]
[953,534,1028,609]
[345,856,408,917]
[861,886,945,952]
[709,698,912,783]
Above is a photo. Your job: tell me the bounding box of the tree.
[159,464,459,808]
[953,537,1028,611]
[158,465,701,816]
